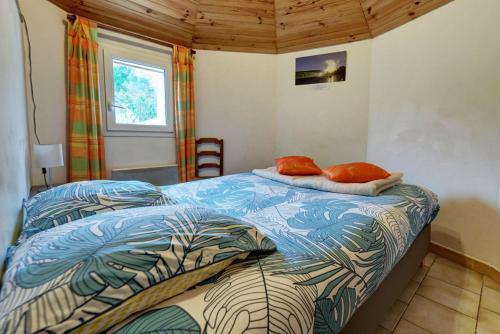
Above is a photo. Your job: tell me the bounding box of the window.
[99,32,174,135]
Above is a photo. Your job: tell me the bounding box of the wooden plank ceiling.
[48,0,452,54]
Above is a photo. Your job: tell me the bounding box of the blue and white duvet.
[107,173,439,333]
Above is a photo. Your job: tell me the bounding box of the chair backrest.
[195,138,224,178]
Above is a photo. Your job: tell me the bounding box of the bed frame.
[342,225,430,333]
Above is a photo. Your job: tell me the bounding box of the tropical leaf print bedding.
[106,173,439,334]
[20,180,172,242]
[0,205,275,333]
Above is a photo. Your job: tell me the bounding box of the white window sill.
[103,130,175,138]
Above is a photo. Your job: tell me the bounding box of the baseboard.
[430,242,500,284]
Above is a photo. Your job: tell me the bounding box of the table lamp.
[33,144,64,188]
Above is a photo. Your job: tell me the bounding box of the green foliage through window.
[113,60,164,124]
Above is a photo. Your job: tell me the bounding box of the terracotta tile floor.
[377,253,500,334]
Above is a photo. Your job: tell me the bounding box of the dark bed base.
[342,225,431,334]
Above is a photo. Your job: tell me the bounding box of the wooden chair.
[195,138,224,178]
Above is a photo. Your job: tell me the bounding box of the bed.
[111,173,439,333]
[0,173,438,333]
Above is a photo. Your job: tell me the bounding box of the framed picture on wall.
[295,51,347,85]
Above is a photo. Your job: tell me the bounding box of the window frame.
[98,30,175,137]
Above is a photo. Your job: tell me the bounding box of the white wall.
[368,0,500,267]
[0,0,31,273]
[195,50,277,174]
[20,0,67,185]
[275,41,372,167]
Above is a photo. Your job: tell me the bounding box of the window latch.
[107,102,126,112]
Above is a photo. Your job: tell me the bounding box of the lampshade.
[33,144,64,168]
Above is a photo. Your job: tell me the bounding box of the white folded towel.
[252,167,403,196]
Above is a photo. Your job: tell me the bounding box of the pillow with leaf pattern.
[20,180,173,242]
[0,205,275,333]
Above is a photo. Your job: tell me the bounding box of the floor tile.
[427,257,483,294]
[477,308,500,334]
[380,300,407,332]
[481,286,500,314]
[483,276,500,291]
[413,266,429,284]
[417,276,480,318]
[375,326,391,334]
[399,280,420,303]
[403,295,477,334]
[394,319,431,334]
[423,252,437,268]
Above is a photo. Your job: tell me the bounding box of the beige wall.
[0,0,31,272]
[367,0,500,267]
[195,50,277,174]
[275,41,372,167]
[19,0,67,185]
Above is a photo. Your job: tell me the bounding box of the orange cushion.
[275,156,322,176]
[323,162,390,183]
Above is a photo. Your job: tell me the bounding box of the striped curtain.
[173,46,196,182]
[67,17,106,182]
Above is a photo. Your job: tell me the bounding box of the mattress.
[106,173,439,333]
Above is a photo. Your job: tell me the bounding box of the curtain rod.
[66,14,196,55]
